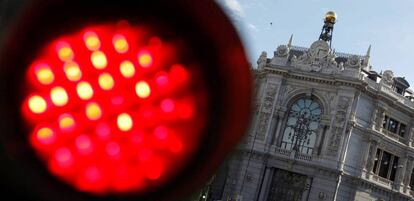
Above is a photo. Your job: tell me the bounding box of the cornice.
[260,66,414,115]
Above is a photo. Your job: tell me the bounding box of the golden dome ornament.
[325,11,337,23]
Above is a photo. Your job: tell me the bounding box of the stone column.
[361,138,371,171]
[377,109,385,132]
[369,105,378,130]
[406,122,414,147]
[394,156,407,192]
[272,110,286,145]
[257,167,272,201]
[403,158,414,193]
[365,140,379,179]
[317,115,331,156]
[338,126,354,171]
[265,112,279,146]
[312,125,325,157]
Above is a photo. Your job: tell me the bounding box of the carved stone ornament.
[280,85,295,102]
[276,45,289,57]
[381,70,394,86]
[257,51,267,69]
[338,62,344,70]
[344,55,361,68]
[291,55,297,63]
[291,40,341,74]
[326,96,351,156]
[318,192,326,200]
[256,83,278,141]
[337,96,351,110]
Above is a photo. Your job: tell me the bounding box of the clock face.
[308,40,329,58]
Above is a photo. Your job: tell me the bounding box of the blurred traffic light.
[0,0,252,200]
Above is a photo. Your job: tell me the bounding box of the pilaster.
[365,140,379,179]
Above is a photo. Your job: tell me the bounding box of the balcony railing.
[280,141,313,155]
[382,130,406,144]
[272,146,313,162]
[371,174,393,187]
[294,152,312,161]
[274,146,291,157]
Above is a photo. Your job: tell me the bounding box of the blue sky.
[216,0,414,85]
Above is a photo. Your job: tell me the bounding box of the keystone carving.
[291,40,341,74]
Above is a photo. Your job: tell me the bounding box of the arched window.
[280,97,322,154]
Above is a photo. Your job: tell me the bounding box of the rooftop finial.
[362,45,371,68]
[288,34,293,48]
[319,11,337,48]
[366,45,371,58]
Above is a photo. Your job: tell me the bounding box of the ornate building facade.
[209,16,414,201]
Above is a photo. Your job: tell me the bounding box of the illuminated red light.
[138,51,153,68]
[160,99,175,113]
[54,147,74,168]
[155,72,169,86]
[21,23,208,194]
[36,127,56,145]
[75,135,93,154]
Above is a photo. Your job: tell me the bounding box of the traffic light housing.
[0,1,252,200]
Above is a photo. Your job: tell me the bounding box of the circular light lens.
[28,95,47,114]
[76,81,94,100]
[35,64,55,85]
[120,60,135,78]
[91,51,107,69]
[21,22,208,195]
[135,81,151,98]
[50,87,68,106]
[64,61,82,81]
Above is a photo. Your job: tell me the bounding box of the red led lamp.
[22,23,208,194]
[0,0,251,200]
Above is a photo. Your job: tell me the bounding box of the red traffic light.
[22,23,209,195]
[0,0,252,200]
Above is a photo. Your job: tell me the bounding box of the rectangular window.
[372,149,399,181]
[378,151,391,178]
[388,118,398,133]
[382,115,407,137]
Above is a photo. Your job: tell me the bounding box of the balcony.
[371,174,393,187]
[272,145,313,162]
[382,130,406,144]
[274,146,291,157]
[294,152,313,161]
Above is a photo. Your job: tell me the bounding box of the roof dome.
[393,77,410,89]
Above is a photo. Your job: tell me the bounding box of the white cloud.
[223,0,246,18]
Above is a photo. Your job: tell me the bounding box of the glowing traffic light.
[21,23,209,194]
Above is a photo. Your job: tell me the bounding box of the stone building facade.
[208,34,414,201]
